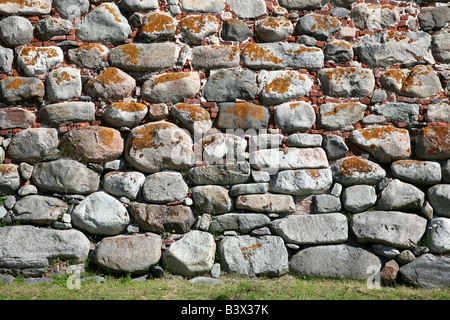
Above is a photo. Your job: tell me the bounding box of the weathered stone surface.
[235,193,295,213]
[216,103,270,130]
[324,39,354,64]
[319,102,366,130]
[191,45,240,70]
[32,159,100,195]
[200,133,247,163]
[0,107,35,130]
[13,195,69,226]
[128,202,195,234]
[269,169,333,196]
[180,15,220,44]
[181,0,225,13]
[350,211,427,249]
[418,6,450,32]
[71,192,130,236]
[0,0,52,16]
[349,126,411,163]
[323,134,348,160]
[16,46,64,77]
[342,185,377,213]
[60,126,124,163]
[296,14,341,40]
[249,133,284,150]
[218,235,288,277]
[142,171,189,204]
[318,67,375,98]
[415,126,450,160]
[227,0,267,18]
[260,70,313,105]
[271,213,348,245]
[373,244,400,259]
[220,18,253,41]
[142,72,200,103]
[229,183,269,196]
[103,171,146,201]
[256,17,293,42]
[372,102,420,124]
[35,17,72,40]
[85,67,136,101]
[331,156,386,186]
[242,42,324,70]
[125,121,194,173]
[7,128,58,163]
[193,185,232,214]
[120,0,159,11]
[0,164,21,195]
[279,0,328,10]
[353,31,432,68]
[0,16,33,47]
[427,218,450,254]
[427,184,450,217]
[290,244,382,280]
[108,43,179,72]
[249,147,328,173]
[75,3,132,44]
[103,102,148,128]
[426,103,450,123]
[148,103,169,121]
[273,101,316,133]
[0,46,13,74]
[286,133,322,147]
[39,102,96,127]
[0,76,45,105]
[46,67,82,102]
[189,162,251,185]
[399,254,450,289]
[391,160,442,186]
[91,233,162,275]
[139,12,177,41]
[53,0,90,20]
[313,194,342,214]
[0,226,90,276]
[376,179,425,212]
[350,4,400,30]
[162,230,216,277]
[171,103,212,137]
[209,213,270,234]
[432,31,450,63]
[443,160,450,184]
[203,69,258,102]
[68,43,109,69]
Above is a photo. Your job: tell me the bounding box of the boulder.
[269,169,333,196]
[0,107,35,130]
[209,213,271,234]
[7,128,58,163]
[290,244,382,280]
[270,213,348,245]
[0,0,52,15]
[313,194,342,214]
[0,46,13,74]
[415,126,450,161]
[13,195,69,226]
[68,43,109,69]
[350,211,428,249]
[162,230,216,277]
[189,162,251,185]
[192,185,232,214]
[260,70,313,105]
[181,0,225,13]
[103,171,146,201]
[235,193,296,213]
[46,67,82,102]
[53,0,90,20]
[331,156,386,186]
[203,69,258,102]
[319,102,367,130]
[218,235,288,277]
[323,134,349,160]
[324,39,354,64]
[350,4,400,30]
[0,164,21,195]
[227,0,267,18]
[372,102,420,124]
[85,67,136,101]
[426,103,450,123]
[318,67,375,98]
[427,218,450,254]
[0,76,45,105]
[91,233,162,275]
[125,121,194,174]
[342,185,377,213]
[16,46,64,77]
[391,160,442,186]
[32,159,100,195]
[427,184,450,218]
[229,183,269,197]
[0,226,90,277]
[376,179,425,212]
[274,101,316,133]
[221,18,253,41]
[128,202,195,234]
[103,102,148,128]
[0,16,34,47]
[141,72,200,103]
[296,14,341,40]
[142,171,189,204]
[216,103,270,130]
[180,15,220,44]
[139,12,178,41]
[418,6,450,32]
[171,103,212,138]
[200,133,247,163]
[431,31,450,63]
[256,16,294,42]
[35,17,72,40]
[399,254,450,289]
[120,0,159,11]
[191,45,240,70]
[38,102,96,127]
[279,0,329,10]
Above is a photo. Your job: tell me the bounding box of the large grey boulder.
[391,160,442,186]
[269,169,333,196]
[274,101,316,133]
[235,193,296,213]
[0,164,21,195]
[6,128,58,163]
[350,211,428,249]
[427,184,450,218]
[91,233,162,275]
[373,102,420,124]
[46,67,82,102]
[141,72,201,103]
[319,102,367,130]
[290,244,382,280]
[53,0,90,20]
[0,76,45,105]
[191,45,240,70]
[227,0,267,18]
[35,17,73,41]
[32,159,100,195]
[418,6,450,32]
[39,102,96,127]
[0,16,34,47]
[342,185,377,213]
[192,185,232,214]
[0,225,90,276]
[209,213,271,234]
[376,179,425,212]
[279,0,328,10]
[203,69,258,102]
[415,126,450,161]
[142,171,189,204]
[427,218,450,254]
[0,46,13,74]
[189,162,251,185]
[103,171,146,201]
[350,4,400,30]
[162,230,216,277]
[216,103,270,130]
[270,213,348,245]
[71,192,130,236]
[13,195,69,226]
[218,235,288,277]
[318,67,375,98]
[399,254,450,289]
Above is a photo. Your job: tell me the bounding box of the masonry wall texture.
[0,0,449,289]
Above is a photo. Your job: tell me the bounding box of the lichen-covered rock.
[193,185,232,214]
[103,171,145,201]
[227,0,267,18]
[427,184,450,218]
[0,164,21,195]
[171,103,212,138]
[191,45,240,70]
[189,162,251,185]
[350,4,400,30]
[0,0,52,16]
[269,169,333,196]
[391,160,442,186]
[141,72,201,103]
[38,102,96,127]
[103,102,148,128]
[85,67,136,101]
[13,195,69,226]
[331,156,386,186]
[108,43,180,72]
[35,17,72,40]
[180,14,220,44]
[216,103,270,130]
[139,12,178,41]
[16,46,64,77]
[415,126,450,160]
[0,107,36,130]
[256,16,294,42]
[235,193,296,213]
[125,121,194,173]
[0,16,34,47]
[319,102,367,130]
[260,70,313,105]
[0,77,45,105]
[59,126,124,164]
[324,39,354,64]
[203,69,258,102]
[349,126,411,163]
[318,67,375,98]
[142,171,189,204]
[372,102,420,124]
[274,101,316,133]
[75,3,132,44]
[46,67,82,102]
[7,128,59,163]
[68,43,109,69]
[296,13,341,40]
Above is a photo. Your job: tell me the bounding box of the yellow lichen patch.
[311,14,340,31]
[385,31,407,42]
[110,102,147,113]
[78,43,106,53]
[4,77,27,90]
[243,43,285,64]
[225,103,266,122]
[19,47,60,66]
[0,164,17,176]
[174,103,210,122]
[96,126,117,148]
[322,68,357,81]
[323,103,361,117]
[359,126,402,141]
[264,72,304,94]
[339,156,373,177]
[383,69,407,86]
[259,17,291,29]
[420,125,450,154]
[153,72,190,87]
[100,3,122,23]
[401,65,433,91]
[306,169,321,179]
[96,68,126,85]
[393,160,423,168]
[131,122,174,151]
[181,15,217,34]
[55,71,75,86]
[141,12,176,34]
[115,44,143,65]
[289,102,302,110]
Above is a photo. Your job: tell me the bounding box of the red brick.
[396,95,415,103]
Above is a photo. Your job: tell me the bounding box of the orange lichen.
[96,68,126,85]
[224,103,266,122]
[115,44,142,65]
[359,126,401,141]
[181,15,217,34]
[385,31,407,42]
[130,122,174,151]
[323,103,361,117]
[96,127,116,148]
[339,156,373,177]
[174,103,210,122]
[19,47,60,66]
[4,77,26,90]
[306,169,321,179]
[0,164,17,176]
[141,12,176,34]
[383,69,406,86]
[78,43,106,53]
[401,65,432,91]
[393,160,423,168]
[55,71,75,86]
[100,3,122,23]
[259,17,291,29]
[110,102,147,112]
[310,14,340,31]
[153,72,190,86]
[322,68,358,81]
[243,43,285,64]
[420,125,450,154]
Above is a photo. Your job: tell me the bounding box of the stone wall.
[0,0,449,289]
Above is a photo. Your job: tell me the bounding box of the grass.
[0,272,448,301]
